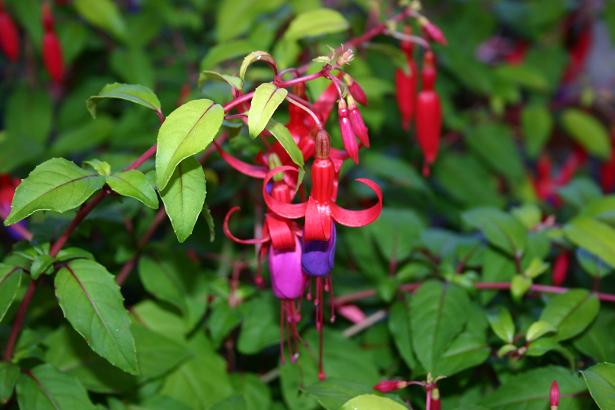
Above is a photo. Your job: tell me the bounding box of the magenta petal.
[269,236,305,300]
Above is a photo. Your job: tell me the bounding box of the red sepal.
[223,207,270,245]
[265,213,296,251]
[0,11,19,61]
[331,178,382,227]
[263,166,306,219]
[216,143,267,179]
[303,196,332,242]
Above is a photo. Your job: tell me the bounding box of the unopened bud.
[550,380,559,410]
[373,380,409,393]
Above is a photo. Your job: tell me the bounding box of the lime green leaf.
[138,257,187,314]
[521,102,552,157]
[284,8,349,40]
[497,344,517,357]
[411,281,470,373]
[239,51,277,80]
[266,120,304,168]
[525,320,556,342]
[487,307,515,343]
[155,99,223,190]
[341,394,406,410]
[198,71,243,90]
[462,207,528,256]
[84,159,111,176]
[16,364,96,410]
[87,83,161,119]
[511,274,532,300]
[74,0,126,41]
[561,109,611,159]
[539,289,599,341]
[564,217,615,269]
[248,83,287,138]
[304,379,371,410]
[0,265,22,322]
[480,366,586,409]
[54,259,138,375]
[581,196,615,225]
[0,362,19,404]
[107,170,159,209]
[582,363,615,410]
[160,157,206,243]
[4,158,105,225]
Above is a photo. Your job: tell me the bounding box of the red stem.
[3,279,38,361]
[223,92,254,112]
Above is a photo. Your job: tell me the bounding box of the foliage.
[1,1,615,409]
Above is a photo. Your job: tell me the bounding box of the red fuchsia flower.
[0,2,20,62]
[415,51,441,176]
[347,96,369,148]
[41,3,64,83]
[263,130,382,379]
[419,17,447,45]
[550,380,560,410]
[395,30,418,131]
[0,175,31,241]
[343,74,367,106]
[551,251,570,287]
[373,380,410,393]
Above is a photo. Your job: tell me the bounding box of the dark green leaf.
[138,257,187,314]
[462,207,527,256]
[74,0,126,41]
[388,299,418,369]
[574,311,615,362]
[55,259,138,374]
[0,265,22,322]
[237,294,279,354]
[539,289,600,341]
[581,363,615,410]
[0,362,19,404]
[266,120,304,169]
[564,217,615,269]
[521,102,552,157]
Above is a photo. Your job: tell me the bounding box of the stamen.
[279,303,286,364]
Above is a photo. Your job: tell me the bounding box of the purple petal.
[302,225,336,276]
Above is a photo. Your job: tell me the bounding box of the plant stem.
[3,279,38,361]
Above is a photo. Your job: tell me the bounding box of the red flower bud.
[415,51,441,175]
[338,100,359,164]
[373,380,408,393]
[551,251,570,287]
[347,98,369,147]
[344,74,367,105]
[0,10,20,62]
[420,17,447,45]
[550,380,559,409]
[43,31,64,83]
[41,2,54,32]
[395,67,416,131]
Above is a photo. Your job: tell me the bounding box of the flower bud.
[0,10,19,62]
[420,17,447,45]
[347,97,369,147]
[550,380,559,410]
[43,31,64,83]
[373,380,409,393]
[338,100,359,164]
[344,74,367,105]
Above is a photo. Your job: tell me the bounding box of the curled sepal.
[265,213,296,251]
[331,178,382,227]
[304,196,332,242]
[269,237,305,300]
[223,207,270,245]
[263,166,306,219]
[216,142,267,179]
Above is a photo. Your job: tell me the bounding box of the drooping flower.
[347,96,369,148]
[415,51,441,175]
[338,98,359,164]
[343,74,367,106]
[551,251,570,287]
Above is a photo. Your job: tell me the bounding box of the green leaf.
[580,196,615,225]
[51,117,114,157]
[410,281,470,373]
[4,158,105,225]
[511,274,532,300]
[160,157,206,243]
[574,311,615,362]
[582,363,615,410]
[368,208,424,261]
[239,51,277,80]
[237,294,279,354]
[54,259,138,374]
[0,265,22,322]
[521,102,552,157]
[487,307,515,343]
[341,394,406,410]
[138,257,187,314]
[198,70,243,90]
[87,83,161,118]
[304,379,372,410]
[388,299,418,369]
[564,217,615,269]
[0,362,19,404]
[466,123,524,181]
[155,99,223,190]
[107,170,159,209]
[561,109,611,159]
[16,364,96,410]
[248,83,287,138]
[539,289,600,341]
[494,64,549,91]
[525,320,556,342]
[435,331,490,377]
[266,120,304,168]
[284,8,349,40]
[200,40,257,70]
[462,207,528,256]
[558,178,602,209]
[526,336,560,357]
[74,0,126,41]
[480,366,586,409]
[132,324,191,380]
[84,159,112,177]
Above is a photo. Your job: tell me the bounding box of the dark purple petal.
[302,225,336,276]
